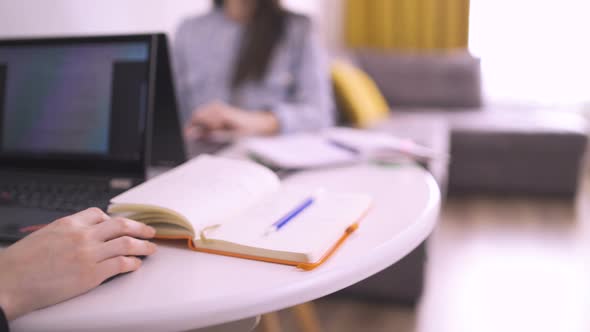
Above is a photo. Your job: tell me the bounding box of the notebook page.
[110,155,281,231]
[202,187,372,263]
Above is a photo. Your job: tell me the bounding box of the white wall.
[0,0,344,51]
[0,0,210,38]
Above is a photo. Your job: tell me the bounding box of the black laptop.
[0,34,185,241]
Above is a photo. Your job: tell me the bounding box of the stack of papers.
[245,128,447,170]
[245,134,358,169]
[324,128,446,162]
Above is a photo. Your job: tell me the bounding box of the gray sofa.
[333,50,589,304]
[356,50,589,197]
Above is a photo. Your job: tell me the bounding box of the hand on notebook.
[0,208,157,321]
[185,101,279,140]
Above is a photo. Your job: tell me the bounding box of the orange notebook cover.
[155,215,366,271]
[108,155,372,271]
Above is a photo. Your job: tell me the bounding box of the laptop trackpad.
[0,207,68,242]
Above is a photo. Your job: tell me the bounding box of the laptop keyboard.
[0,180,123,213]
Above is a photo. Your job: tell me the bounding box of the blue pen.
[264,192,319,236]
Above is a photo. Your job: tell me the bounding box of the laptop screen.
[0,36,154,176]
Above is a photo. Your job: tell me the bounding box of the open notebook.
[108,155,372,270]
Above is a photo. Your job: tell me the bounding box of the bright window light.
[469,0,590,108]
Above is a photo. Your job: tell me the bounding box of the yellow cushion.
[331,61,390,128]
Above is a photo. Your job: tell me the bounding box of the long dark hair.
[214,0,288,89]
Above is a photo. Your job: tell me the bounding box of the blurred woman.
[174,0,334,139]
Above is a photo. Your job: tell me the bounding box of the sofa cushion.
[390,108,589,196]
[331,61,390,127]
[356,51,482,109]
[448,109,588,195]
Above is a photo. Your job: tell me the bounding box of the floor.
[259,170,590,332]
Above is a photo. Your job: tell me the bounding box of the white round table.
[11,163,440,332]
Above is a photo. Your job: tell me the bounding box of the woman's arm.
[182,14,336,138]
[271,18,335,134]
[0,209,156,322]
